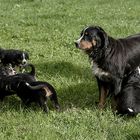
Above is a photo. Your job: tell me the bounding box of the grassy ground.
[0,0,140,139]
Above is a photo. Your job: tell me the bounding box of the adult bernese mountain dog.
[75,26,140,109]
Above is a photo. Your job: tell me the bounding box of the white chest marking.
[92,62,111,80]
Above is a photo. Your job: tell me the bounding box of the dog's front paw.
[98,103,105,110]
[95,101,105,109]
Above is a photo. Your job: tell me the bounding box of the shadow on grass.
[0,61,98,112]
[36,60,92,80]
[57,82,98,110]
[126,134,140,140]
[36,61,98,110]
[0,96,49,113]
[0,96,22,112]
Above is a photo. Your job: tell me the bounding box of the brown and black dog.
[0,63,60,113]
[15,81,60,113]
[0,48,29,67]
[75,26,140,109]
[0,63,36,100]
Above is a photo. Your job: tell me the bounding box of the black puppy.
[15,81,60,113]
[113,66,140,116]
[75,26,140,109]
[0,48,29,67]
[0,63,36,100]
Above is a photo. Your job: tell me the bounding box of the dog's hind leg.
[38,96,49,113]
[49,93,60,111]
[42,86,60,111]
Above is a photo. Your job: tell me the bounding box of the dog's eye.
[84,33,92,40]
[84,32,91,37]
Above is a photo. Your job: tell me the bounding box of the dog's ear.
[25,52,29,60]
[95,26,109,49]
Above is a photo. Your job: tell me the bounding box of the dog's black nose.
[74,42,79,48]
[22,60,27,65]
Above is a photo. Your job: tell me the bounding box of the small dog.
[0,63,60,113]
[0,48,29,67]
[75,26,140,109]
[0,63,36,100]
[0,63,16,78]
[112,66,140,116]
[15,81,60,113]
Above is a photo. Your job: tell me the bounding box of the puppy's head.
[17,52,29,65]
[75,26,108,56]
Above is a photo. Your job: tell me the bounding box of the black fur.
[75,26,140,108]
[0,48,29,66]
[15,81,60,113]
[0,63,36,100]
[0,63,60,113]
[114,67,140,116]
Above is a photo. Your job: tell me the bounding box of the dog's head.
[0,49,29,66]
[17,52,29,65]
[75,26,109,57]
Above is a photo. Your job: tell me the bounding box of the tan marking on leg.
[42,87,53,97]
[98,86,109,109]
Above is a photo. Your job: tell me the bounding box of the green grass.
[0,0,140,139]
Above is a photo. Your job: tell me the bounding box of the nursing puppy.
[15,81,60,113]
[113,66,140,117]
[75,26,140,109]
[0,48,29,67]
[0,63,16,78]
[0,63,36,100]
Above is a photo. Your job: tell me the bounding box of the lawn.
[0,0,140,139]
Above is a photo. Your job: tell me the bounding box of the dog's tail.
[22,63,35,76]
[25,82,47,90]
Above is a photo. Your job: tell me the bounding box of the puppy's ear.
[25,52,29,60]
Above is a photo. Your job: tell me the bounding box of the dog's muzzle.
[22,59,27,65]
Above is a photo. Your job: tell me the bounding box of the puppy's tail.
[25,82,53,97]
[22,63,35,76]
[25,82,46,90]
